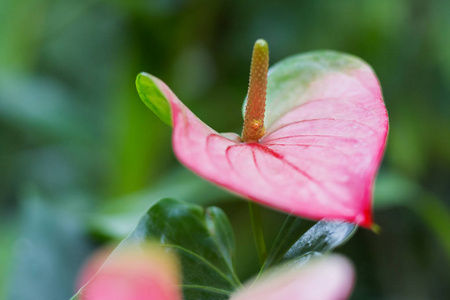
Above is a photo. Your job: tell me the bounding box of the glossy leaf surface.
[262,215,311,269]
[263,216,356,270]
[282,220,357,263]
[136,51,388,228]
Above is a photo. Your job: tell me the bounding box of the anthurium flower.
[136,40,388,228]
[75,244,354,300]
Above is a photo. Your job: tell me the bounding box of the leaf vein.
[163,244,238,288]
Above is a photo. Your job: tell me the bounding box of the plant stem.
[248,201,267,266]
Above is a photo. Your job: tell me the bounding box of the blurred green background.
[1,0,450,299]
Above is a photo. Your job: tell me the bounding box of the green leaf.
[136,72,172,126]
[130,198,240,299]
[262,216,356,272]
[262,215,312,270]
[77,198,240,300]
[205,206,236,273]
[281,220,357,264]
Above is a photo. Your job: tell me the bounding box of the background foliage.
[1,0,449,299]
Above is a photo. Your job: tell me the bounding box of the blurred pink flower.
[231,255,355,300]
[76,244,181,300]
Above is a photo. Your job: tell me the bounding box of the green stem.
[248,201,267,266]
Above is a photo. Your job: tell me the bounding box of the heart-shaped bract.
[136,48,388,228]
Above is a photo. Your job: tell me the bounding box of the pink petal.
[230,255,355,300]
[76,244,181,300]
[144,53,387,228]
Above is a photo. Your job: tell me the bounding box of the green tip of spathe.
[254,39,269,53]
[371,223,382,234]
[135,72,172,126]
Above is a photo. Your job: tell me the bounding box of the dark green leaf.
[262,215,312,270]
[205,206,236,273]
[130,198,240,299]
[282,220,357,264]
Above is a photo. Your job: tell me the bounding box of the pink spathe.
[148,60,388,228]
